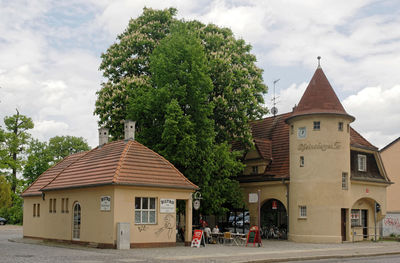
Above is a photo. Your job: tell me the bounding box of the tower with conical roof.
[285,58,355,242]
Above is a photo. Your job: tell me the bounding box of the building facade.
[239,65,391,243]
[380,137,400,236]
[22,123,197,248]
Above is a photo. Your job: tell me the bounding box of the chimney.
[124,120,136,140]
[99,127,109,145]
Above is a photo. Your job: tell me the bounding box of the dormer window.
[358,154,367,172]
[252,166,259,174]
[313,121,320,131]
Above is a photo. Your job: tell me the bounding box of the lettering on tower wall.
[298,142,341,152]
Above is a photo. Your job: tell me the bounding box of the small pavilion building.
[22,121,197,248]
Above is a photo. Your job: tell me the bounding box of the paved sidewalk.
[4,226,400,262]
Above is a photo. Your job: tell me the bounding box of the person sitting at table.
[212,225,220,234]
[204,226,212,243]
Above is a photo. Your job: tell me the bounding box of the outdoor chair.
[223,232,233,245]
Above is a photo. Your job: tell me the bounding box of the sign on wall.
[249,193,258,203]
[160,199,175,213]
[100,196,111,211]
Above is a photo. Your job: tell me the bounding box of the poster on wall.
[160,199,175,213]
[100,196,111,211]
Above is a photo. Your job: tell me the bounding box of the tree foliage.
[94,8,268,214]
[3,110,34,193]
[0,175,12,208]
[128,24,244,214]
[48,135,90,162]
[95,7,267,145]
[23,136,90,184]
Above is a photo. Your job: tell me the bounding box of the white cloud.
[343,85,400,148]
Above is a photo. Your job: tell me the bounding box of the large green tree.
[126,24,244,214]
[95,7,267,145]
[0,175,12,208]
[3,110,34,193]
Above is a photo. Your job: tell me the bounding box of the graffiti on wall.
[384,216,400,229]
[138,225,147,232]
[155,214,174,239]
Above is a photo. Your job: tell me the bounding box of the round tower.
[286,60,355,243]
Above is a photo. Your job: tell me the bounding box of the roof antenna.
[317,56,321,68]
[271,79,280,117]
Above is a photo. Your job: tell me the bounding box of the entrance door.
[341,209,346,241]
[362,210,368,239]
[72,203,81,240]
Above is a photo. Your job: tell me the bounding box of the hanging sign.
[249,193,258,203]
[191,229,206,248]
[272,200,278,210]
[100,196,111,211]
[193,200,200,210]
[246,226,262,247]
[160,199,175,213]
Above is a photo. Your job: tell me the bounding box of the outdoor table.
[231,233,246,246]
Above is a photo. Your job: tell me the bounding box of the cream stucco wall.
[23,186,115,245]
[23,185,194,247]
[113,186,193,246]
[381,140,400,212]
[241,181,288,227]
[287,115,353,243]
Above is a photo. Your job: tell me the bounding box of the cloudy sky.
[1,0,399,149]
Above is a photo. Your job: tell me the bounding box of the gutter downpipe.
[283,178,289,234]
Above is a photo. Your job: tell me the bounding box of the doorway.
[362,209,368,239]
[341,209,346,241]
[261,199,287,239]
[72,202,81,240]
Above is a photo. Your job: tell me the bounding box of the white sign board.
[160,199,175,213]
[249,193,258,203]
[100,196,111,211]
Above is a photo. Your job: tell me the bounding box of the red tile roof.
[287,67,354,122]
[250,113,291,178]
[22,152,87,196]
[22,140,198,196]
[242,112,378,180]
[350,127,378,150]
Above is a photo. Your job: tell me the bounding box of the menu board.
[191,229,205,248]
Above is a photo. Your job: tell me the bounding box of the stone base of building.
[288,233,342,243]
[23,235,116,248]
[130,242,176,248]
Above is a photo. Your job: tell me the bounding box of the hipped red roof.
[22,140,198,196]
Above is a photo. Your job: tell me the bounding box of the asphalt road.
[297,255,400,263]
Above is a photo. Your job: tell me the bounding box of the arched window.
[72,203,81,240]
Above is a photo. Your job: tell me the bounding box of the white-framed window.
[300,156,304,167]
[252,166,258,174]
[358,154,367,172]
[351,209,361,226]
[135,197,156,224]
[342,172,348,190]
[299,206,307,218]
[313,121,320,131]
[338,122,344,131]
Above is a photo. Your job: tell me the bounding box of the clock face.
[298,127,307,138]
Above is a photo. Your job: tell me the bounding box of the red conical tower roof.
[287,62,354,122]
